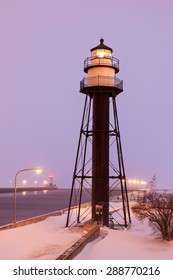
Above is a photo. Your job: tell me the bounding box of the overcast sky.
[0,0,173,189]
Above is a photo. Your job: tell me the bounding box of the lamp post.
[13,167,42,223]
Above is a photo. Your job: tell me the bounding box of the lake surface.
[0,188,91,226]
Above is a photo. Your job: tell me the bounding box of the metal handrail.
[84,56,119,70]
[80,75,123,91]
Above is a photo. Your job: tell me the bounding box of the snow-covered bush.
[131,192,173,241]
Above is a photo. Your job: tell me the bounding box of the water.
[0,189,91,226]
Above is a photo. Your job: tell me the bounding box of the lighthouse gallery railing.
[84,56,119,71]
[80,76,123,91]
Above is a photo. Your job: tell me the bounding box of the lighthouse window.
[92,51,96,58]
[96,49,112,59]
[97,51,105,58]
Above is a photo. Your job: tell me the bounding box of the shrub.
[131,192,173,241]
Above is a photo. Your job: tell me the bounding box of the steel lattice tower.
[66,39,131,228]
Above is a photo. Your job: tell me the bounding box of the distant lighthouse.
[66,39,131,228]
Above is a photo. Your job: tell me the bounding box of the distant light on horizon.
[128,179,147,185]
[141,181,147,185]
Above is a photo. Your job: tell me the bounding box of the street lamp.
[13,167,42,223]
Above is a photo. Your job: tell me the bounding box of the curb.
[56,223,100,260]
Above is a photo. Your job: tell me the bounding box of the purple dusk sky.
[0,0,173,189]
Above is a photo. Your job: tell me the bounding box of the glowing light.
[128,179,148,186]
[97,51,105,58]
[22,191,27,196]
[34,180,37,184]
[141,181,147,185]
[35,167,42,174]
[43,180,47,185]
[22,180,27,184]
[43,190,48,194]
[133,180,136,184]
[96,49,112,58]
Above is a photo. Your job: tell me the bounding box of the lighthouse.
[66,39,131,228]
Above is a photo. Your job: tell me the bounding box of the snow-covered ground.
[0,214,84,260]
[75,216,173,260]
[0,204,173,260]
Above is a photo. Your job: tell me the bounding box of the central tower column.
[92,92,109,225]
